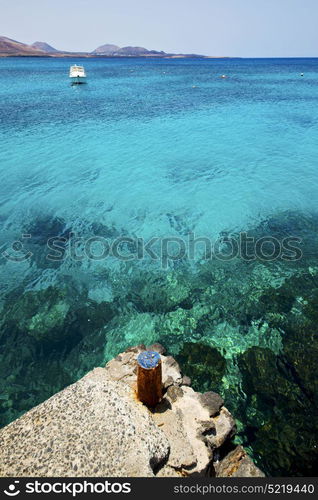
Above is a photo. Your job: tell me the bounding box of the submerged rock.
[127,271,191,313]
[25,215,69,246]
[238,344,318,476]
[2,286,71,343]
[0,283,118,427]
[238,347,302,408]
[176,342,226,394]
[2,285,116,344]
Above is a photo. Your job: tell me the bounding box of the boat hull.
[70,76,87,85]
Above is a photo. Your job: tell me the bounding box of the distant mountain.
[91,44,167,57]
[0,36,45,56]
[31,41,58,53]
[114,46,165,56]
[0,35,214,58]
[92,44,120,55]
[0,36,89,57]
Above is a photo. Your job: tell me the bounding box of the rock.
[105,347,183,390]
[182,375,192,386]
[199,392,224,417]
[126,344,147,353]
[104,350,138,389]
[163,376,175,390]
[209,407,236,449]
[156,465,182,477]
[215,446,265,477]
[165,385,214,474]
[147,343,166,354]
[153,406,196,470]
[198,420,216,446]
[162,356,183,386]
[166,385,184,403]
[0,368,169,477]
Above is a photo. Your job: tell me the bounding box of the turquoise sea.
[0,57,318,476]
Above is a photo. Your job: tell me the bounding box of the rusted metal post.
[137,351,162,407]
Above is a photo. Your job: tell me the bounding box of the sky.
[1,0,317,57]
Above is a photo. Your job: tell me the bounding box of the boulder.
[215,445,265,477]
[152,404,196,470]
[0,368,169,477]
[209,407,236,449]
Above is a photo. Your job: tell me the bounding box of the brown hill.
[92,43,120,55]
[31,41,58,53]
[0,36,45,56]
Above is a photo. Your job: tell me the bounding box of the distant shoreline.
[0,54,235,59]
[1,55,317,59]
[0,35,233,59]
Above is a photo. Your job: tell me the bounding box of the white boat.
[69,64,87,84]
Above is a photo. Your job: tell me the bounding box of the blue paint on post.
[137,351,160,369]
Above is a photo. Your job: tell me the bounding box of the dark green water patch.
[175,342,226,394]
[0,282,117,427]
[237,346,318,476]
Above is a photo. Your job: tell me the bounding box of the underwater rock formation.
[235,267,318,476]
[237,345,318,476]
[127,270,192,313]
[1,285,115,344]
[0,282,117,428]
[176,342,226,394]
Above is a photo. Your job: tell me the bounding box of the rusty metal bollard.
[137,351,162,407]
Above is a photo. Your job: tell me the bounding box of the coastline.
[0,53,234,58]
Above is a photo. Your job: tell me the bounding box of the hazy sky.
[2,0,317,57]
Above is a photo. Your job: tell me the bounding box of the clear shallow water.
[0,57,318,476]
[1,57,318,238]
